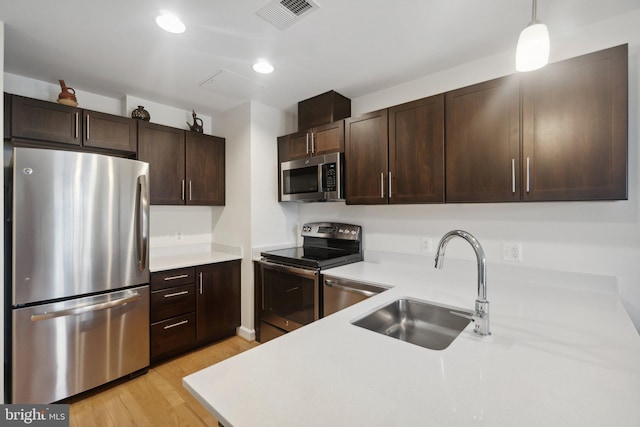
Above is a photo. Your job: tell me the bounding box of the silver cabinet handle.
[511,158,516,193]
[86,115,90,140]
[136,175,149,271]
[526,157,531,193]
[199,272,203,294]
[380,173,385,198]
[311,131,315,154]
[388,172,392,198]
[164,319,188,330]
[74,112,79,139]
[163,274,189,281]
[163,290,189,298]
[306,133,310,154]
[181,179,185,201]
[31,291,141,322]
[189,180,192,201]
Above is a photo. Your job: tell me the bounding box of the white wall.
[214,101,297,334]
[299,11,640,332]
[250,102,298,249]
[213,102,253,334]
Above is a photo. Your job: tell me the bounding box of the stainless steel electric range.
[258,222,363,342]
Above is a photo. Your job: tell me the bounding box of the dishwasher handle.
[324,279,385,298]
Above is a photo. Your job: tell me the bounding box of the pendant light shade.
[516,0,550,72]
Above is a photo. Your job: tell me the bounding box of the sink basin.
[351,298,473,350]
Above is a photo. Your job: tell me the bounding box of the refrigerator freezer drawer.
[11,286,150,404]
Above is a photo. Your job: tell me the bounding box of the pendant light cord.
[531,0,538,24]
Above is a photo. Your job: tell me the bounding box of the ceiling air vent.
[257,0,320,30]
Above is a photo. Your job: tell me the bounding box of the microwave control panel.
[322,163,337,192]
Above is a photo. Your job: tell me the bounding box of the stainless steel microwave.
[280,152,344,202]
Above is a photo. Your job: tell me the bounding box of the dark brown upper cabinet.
[278,90,350,163]
[297,90,351,130]
[278,120,345,162]
[445,76,521,203]
[388,94,445,204]
[185,132,225,206]
[7,94,136,153]
[138,122,226,206]
[138,122,185,205]
[521,44,628,201]
[445,44,627,203]
[82,110,137,152]
[345,109,389,205]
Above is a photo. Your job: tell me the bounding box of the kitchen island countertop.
[183,254,640,426]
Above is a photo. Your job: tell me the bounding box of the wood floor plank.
[66,336,259,426]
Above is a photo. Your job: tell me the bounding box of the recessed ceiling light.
[156,11,186,34]
[253,60,274,74]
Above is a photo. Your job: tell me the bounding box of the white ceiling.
[2,0,640,117]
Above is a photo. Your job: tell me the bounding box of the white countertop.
[150,243,242,272]
[183,255,640,427]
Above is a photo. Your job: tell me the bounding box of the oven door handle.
[259,260,319,278]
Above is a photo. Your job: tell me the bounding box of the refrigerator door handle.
[30,291,141,322]
[136,175,150,271]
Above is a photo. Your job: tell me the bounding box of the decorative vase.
[57,80,78,107]
[187,110,204,133]
[131,105,150,121]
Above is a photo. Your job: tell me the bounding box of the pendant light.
[516,0,550,72]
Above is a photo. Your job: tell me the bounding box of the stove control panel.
[301,222,361,241]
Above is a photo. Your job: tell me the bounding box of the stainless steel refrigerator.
[5,146,150,404]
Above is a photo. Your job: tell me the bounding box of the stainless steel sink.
[351,298,473,350]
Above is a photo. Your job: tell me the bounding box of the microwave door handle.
[318,162,324,192]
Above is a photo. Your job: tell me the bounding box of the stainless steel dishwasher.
[323,275,389,316]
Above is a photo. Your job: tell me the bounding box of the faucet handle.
[474,300,491,336]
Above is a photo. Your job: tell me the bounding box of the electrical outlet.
[502,243,523,262]
[421,237,433,254]
[176,232,183,241]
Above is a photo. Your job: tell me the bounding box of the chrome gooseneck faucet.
[434,230,491,336]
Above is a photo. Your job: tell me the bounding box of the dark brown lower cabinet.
[150,260,241,363]
[196,260,241,344]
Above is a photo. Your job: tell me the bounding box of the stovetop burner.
[261,222,363,270]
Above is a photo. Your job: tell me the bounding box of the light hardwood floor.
[66,336,259,427]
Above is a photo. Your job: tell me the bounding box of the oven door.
[260,261,320,338]
[280,155,324,202]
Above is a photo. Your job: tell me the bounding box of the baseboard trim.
[236,326,256,342]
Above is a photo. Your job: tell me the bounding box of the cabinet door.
[279,131,310,162]
[196,261,241,343]
[345,109,389,205]
[137,122,185,205]
[389,94,444,204]
[185,132,225,205]
[83,110,136,153]
[312,120,344,155]
[445,76,521,202]
[522,44,628,201]
[10,95,81,146]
